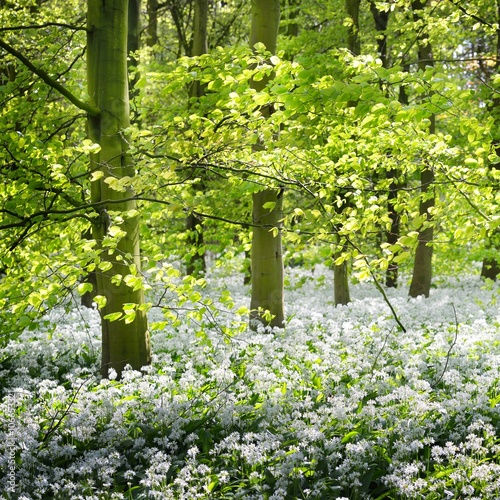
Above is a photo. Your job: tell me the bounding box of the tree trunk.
[286,0,300,39]
[481,0,500,280]
[369,1,389,68]
[369,2,401,288]
[481,254,500,280]
[385,168,400,288]
[81,228,98,308]
[334,240,350,305]
[249,0,284,329]
[345,0,361,55]
[87,0,151,378]
[185,0,208,277]
[250,189,285,328]
[333,0,361,306]
[409,0,435,298]
[128,0,141,92]
[146,0,158,47]
[408,163,434,297]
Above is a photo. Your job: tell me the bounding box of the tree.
[345,0,361,56]
[146,0,158,47]
[369,1,402,288]
[480,0,500,280]
[408,0,436,298]
[0,1,151,377]
[87,0,151,377]
[332,0,362,306]
[128,0,141,92]
[185,0,208,276]
[248,0,285,328]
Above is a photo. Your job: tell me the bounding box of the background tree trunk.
[146,0,158,47]
[81,227,98,308]
[409,0,435,298]
[333,0,362,306]
[480,0,500,281]
[249,0,284,329]
[128,0,141,93]
[186,0,208,277]
[345,0,361,55]
[87,0,151,378]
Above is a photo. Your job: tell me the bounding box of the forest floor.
[2,264,500,499]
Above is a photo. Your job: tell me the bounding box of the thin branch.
[38,377,93,450]
[346,238,407,333]
[0,38,100,117]
[0,22,89,33]
[447,0,496,30]
[431,305,459,389]
[369,328,393,382]
[191,209,254,228]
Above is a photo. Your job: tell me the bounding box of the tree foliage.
[1,0,499,371]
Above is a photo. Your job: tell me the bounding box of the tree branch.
[0,38,100,117]
[0,22,89,33]
[447,0,496,30]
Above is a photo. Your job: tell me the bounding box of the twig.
[38,377,93,449]
[347,238,407,333]
[369,328,393,382]
[0,22,89,33]
[0,38,99,116]
[431,304,459,389]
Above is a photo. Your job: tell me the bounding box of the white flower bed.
[2,266,500,498]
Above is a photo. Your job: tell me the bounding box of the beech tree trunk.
[369,1,389,68]
[369,2,402,288]
[128,0,141,92]
[345,0,361,55]
[186,0,208,277]
[334,244,350,305]
[409,0,435,298]
[146,0,158,47]
[481,253,500,280]
[87,0,151,378]
[481,0,500,281]
[333,0,361,306]
[249,0,284,329]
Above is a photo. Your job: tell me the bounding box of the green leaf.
[108,226,126,238]
[90,170,104,181]
[124,311,136,324]
[94,295,107,309]
[393,251,411,264]
[81,139,101,154]
[270,55,280,65]
[98,261,113,272]
[104,312,123,322]
[263,201,276,211]
[342,430,359,444]
[77,282,93,295]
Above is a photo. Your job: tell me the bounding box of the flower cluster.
[2,265,500,498]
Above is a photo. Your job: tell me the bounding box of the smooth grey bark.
[128,0,141,92]
[248,0,284,329]
[480,0,500,281]
[87,0,151,378]
[345,0,361,55]
[409,0,435,298]
[186,0,208,277]
[333,0,362,306]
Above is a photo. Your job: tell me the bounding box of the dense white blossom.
[2,266,500,497]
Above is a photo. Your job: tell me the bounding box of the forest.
[2,0,500,498]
